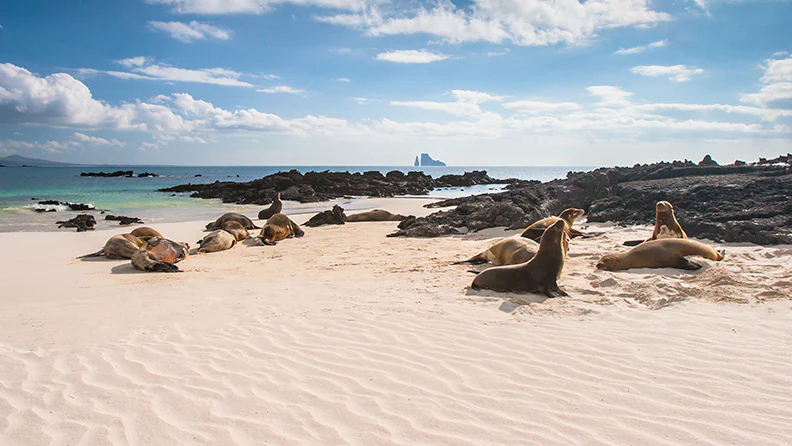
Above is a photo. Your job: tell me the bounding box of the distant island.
[414,153,446,167]
[0,155,79,167]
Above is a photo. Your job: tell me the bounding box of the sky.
[0,0,791,166]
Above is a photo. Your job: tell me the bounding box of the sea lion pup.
[130,226,163,242]
[220,221,249,241]
[131,237,190,273]
[205,213,260,231]
[623,201,688,247]
[197,230,236,253]
[258,193,283,220]
[471,219,568,297]
[520,208,586,242]
[258,213,305,246]
[597,239,725,271]
[79,233,146,259]
[346,209,408,222]
[454,237,540,266]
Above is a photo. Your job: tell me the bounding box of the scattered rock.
[699,154,719,166]
[136,172,159,178]
[105,215,144,225]
[304,205,347,227]
[57,214,96,232]
[81,170,134,177]
[36,200,95,211]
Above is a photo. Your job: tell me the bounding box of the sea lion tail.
[452,253,488,265]
[467,269,481,274]
[77,249,105,259]
[622,239,644,246]
[146,262,181,273]
[716,249,726,261]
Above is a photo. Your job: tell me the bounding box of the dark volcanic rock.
[37,200,95,211]
[57,214,96,232]
[81,170,133,177]
[105,215,144,225]
[137,172,159,178]
[304,205,347,227]
[698,154,719,166]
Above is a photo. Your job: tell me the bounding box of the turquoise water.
[0,165,589,231]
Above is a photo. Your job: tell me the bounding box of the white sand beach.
[1,198,791,445]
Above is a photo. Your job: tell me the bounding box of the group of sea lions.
[461,201,725,297]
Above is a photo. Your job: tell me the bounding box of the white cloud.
[73,132,126,147]
[390,90,504,117]
[336,77,351,82]
[614,39,668,55]
[503,100,581,114]
[146,0,371,15]
[257,85,306,94]
[587,86,632,107]
[116,57,149,68]
[741,54,792,107]
[331,47,352,54]
[375,49,449,64]
[179,135,208,143]
[352,97,368,104]
[90,58,253,87]
[487,49,510,57]
[631,103,792,121]
[147,20,232,43]
[631,65,705,82]
[1,139,79,154]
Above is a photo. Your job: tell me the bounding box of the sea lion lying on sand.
[206,213,259,231]
[520,208,586,242]
[79,233,146,259]
[346,209,408,222]
[623,201,688,247]
[130,227,163,241]
[471,219,568,297]
[597,239,724,271]
[131,237,190,272]
[197,230,236,253]
[454,237,540,266]
[258,193,283,220]
[221,221,249,241]
[258,213,305,246]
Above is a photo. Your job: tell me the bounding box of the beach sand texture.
[1,199,791,445]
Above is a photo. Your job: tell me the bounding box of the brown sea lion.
[258,193,283,220]
[220,221,249,241]
[623,201,688,246]
[597,239,725,271]
[520,208,586,242]
[346,209,408,222]
[197,230,236,253]
[131,237,190,272]
[454,237,540,266]
[205,213,260,231]
[130,226,163,241]
[79,233,146,259]
[471,219,568,297]
[258,213,305,246]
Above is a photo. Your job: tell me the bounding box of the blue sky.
[0,0,790,166]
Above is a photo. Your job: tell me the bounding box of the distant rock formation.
[414,156,420,167]
[81,170,134,177]
[417,153,446,167]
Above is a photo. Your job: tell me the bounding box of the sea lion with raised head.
[130,226,163,241]
[131,237,190,272]
[258,193,283,220]
[597,239,724,271]
[520,208,586,242]
[220,221,249,241]
[197,229,236,253]
[454,237,540,266]
[623,201,688,246]
[471,219,568,297]
[205,213,260,231]
[346,209,408,222]
[258,213,305,246]
[79,233,146,259]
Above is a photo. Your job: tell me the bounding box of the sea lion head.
[655,201,677,226]
[259,225,277,245]
[596,254,621,271]
[559,208,585,224]
[539,219,567,251]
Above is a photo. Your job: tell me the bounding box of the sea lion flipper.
[146,262,181,273]
[676,258,703,270]
[622,239,644,246]
[78,249,105,259]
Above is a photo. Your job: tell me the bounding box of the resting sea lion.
[471,219,568,297]
[623,201,688,246]
[131,237,190,273]
[520,208,586,242]
[197,230,236,253]
[258,213,305,246]
[258,193,283,220]
[220,221,249,241]
[454,237,540,266]
[346,209,408,222]
[205,213,260,231]
[597,239,724,271]
[130,227,163,241]
[79,233,146,259]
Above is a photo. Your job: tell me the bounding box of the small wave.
[23,203,70,212]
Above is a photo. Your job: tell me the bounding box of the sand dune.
[1,200,791,444]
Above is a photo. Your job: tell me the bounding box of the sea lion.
[597,239,725,271]
[131,237,190,272]
[258,213,305,246]
[520,208,586,242]
[205,213,260,231]
[471,219,568,297]
[454,237,540,266]
[79,233,146,259]
[130,226,163,241]
[346,209,408,222]
[623,201,688,246]
[197,229,236,253]
[220,221,249,241]
[258,193,283,220]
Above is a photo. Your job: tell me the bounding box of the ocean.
[0,165,592,232]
